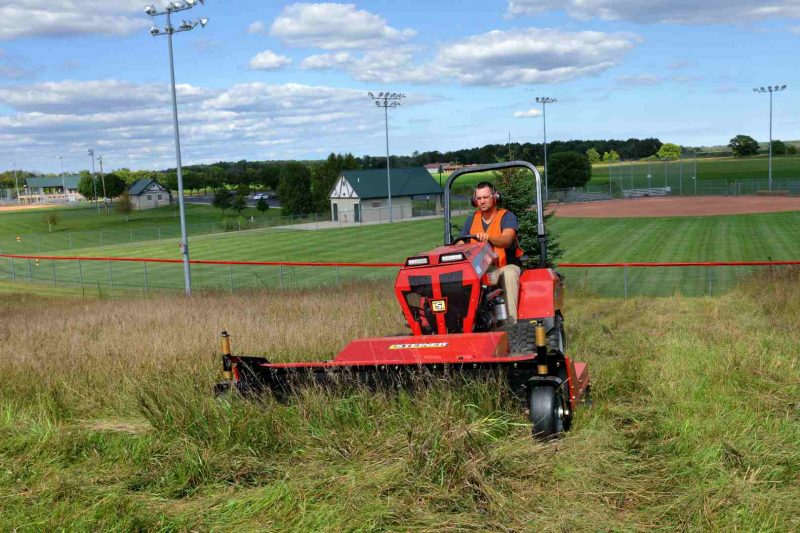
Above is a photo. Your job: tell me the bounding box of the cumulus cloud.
[249,50,292,70]
[270,3,416,49]
[506,0,800,24]
[513,109,542,118]
[0,1,149,40]
[0,79,393,171]
[300,28,638,86]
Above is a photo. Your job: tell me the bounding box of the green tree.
[728,135,759,157]
[787,145,798,155]
[43,211,59,233]
[311,153,359,212]
[212,188,232,215]
[77,175,100,201]
[256,197,269,215]
[493,168,562,268]
[103,173,127,200]
[609,150,620,161]
[232,184,249,214]
[115,192,134,222]
[657,143,681,160]
[278,162,314,216]
[586,148,601,163]
[548,151,592,188]
[771,140,787,155]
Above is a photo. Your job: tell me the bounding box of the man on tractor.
[458,181,524,323]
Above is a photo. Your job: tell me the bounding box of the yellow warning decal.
[430,299,447,313]
[389,342,449,350]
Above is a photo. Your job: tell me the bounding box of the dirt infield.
[0,203,53,213]
[550,196,800,218]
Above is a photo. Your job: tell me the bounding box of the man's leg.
[498,264,521,322]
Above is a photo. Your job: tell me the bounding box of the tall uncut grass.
[1,274,798,530]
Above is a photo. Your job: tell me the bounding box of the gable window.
[158,194,163,200]
[147,195,152,200]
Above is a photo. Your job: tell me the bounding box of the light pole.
[146,0,209,296]
[753,84,787,192]
[58,155,67,200]
[368,91,404,222]
[87,148,99,213]
[12,162,20,205]
[97,155,108,214]
[536,97,557,201]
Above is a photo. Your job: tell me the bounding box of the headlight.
[439,252,465,263]
[405,256,430,266]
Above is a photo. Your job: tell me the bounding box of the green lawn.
[3,211,799,296]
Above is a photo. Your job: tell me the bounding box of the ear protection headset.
[471,182,501,208]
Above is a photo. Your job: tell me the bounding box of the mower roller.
[216,161,590,438]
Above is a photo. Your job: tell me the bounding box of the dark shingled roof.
[339,167,442,199]
[26,176,81,189]
[128,178,167,196]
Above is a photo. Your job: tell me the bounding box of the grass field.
[1,272,798,530]
[4,210,798,296]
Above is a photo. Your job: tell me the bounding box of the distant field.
[4,210,800,296]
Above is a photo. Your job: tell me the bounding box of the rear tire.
[528,384,565,439]
[506,321,536,354]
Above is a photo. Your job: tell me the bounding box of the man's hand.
[475,232,490,243]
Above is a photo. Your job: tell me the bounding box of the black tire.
[528,384,565,439]
[506,321,536,354]
[547,315,566,354]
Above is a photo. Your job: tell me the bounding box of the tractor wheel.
[528,384,566,439]
[506,321,536,354]
[547,315,566,354]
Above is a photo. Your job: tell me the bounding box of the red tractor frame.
[217,161,590,438]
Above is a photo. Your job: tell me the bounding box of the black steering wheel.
[451,234,479,245]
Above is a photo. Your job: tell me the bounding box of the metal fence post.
[624,264,628,298]
[130,229,133,243]
[144,262,149,293]
[99,230,103,249]
[335,265,340,286]
[78,259,83,291]
[51,259,56,287]
[158,227,162,240]
[27,259,32,283]
[279,265,285,289]
[108,260,114,290]
[228,264,234,293]
[707,267,712,296]
[10,257,15,281]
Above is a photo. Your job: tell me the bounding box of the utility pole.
[88,148,99,214]
[753,84,787,192]
[536,97,557,201]
[367,91,405,222]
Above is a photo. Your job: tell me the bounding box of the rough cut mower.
[216,161,590,438]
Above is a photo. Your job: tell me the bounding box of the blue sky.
[1,1,799,174]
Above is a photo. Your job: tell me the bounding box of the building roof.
[338,167,442,199]
[26,176,81,189]
[128,178,167,196]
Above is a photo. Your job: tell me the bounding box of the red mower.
[216,161,590,438]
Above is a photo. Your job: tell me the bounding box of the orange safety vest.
[469,208,524,267]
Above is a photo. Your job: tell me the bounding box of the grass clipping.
[1,274,799,531]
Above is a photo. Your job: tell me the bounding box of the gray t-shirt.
[460,210,521,265]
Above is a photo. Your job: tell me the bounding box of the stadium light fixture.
[367,91,406,222]
[753,84,787,193]
[146,0,209,296]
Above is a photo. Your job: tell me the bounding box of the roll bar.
[443,160,547,267]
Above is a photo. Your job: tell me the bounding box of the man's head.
[473,181,500,213]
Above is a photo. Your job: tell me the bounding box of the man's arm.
[476,211,518,248]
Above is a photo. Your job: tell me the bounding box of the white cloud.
[513,109,542,118]
[0,1,149,40]
[0,79,387,171]
[270,3,416,49]
[791,26,800,34]
[301,28,638,86]
[300,52,352,69]
[247,21,267,34]
[507,0,800,24]
[615,74,664,86]
[249,50,292,70]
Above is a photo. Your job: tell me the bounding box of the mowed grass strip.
[8,210,795,295]
[1,272,798,530]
